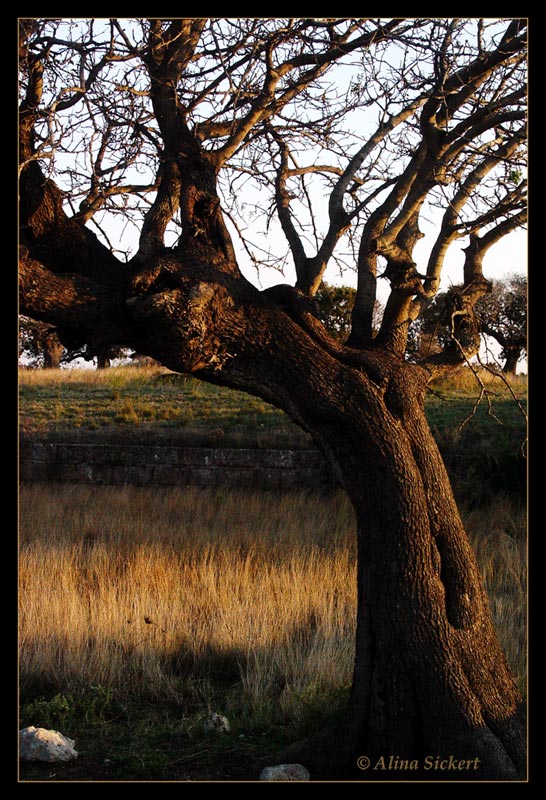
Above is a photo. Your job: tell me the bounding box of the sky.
[231,213,527,303]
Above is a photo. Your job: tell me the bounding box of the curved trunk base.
[256,705,526,781]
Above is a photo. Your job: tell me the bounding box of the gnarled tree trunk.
[115,248,525,780]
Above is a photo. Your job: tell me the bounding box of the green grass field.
[19,366,310,448]
[19,364,527,449]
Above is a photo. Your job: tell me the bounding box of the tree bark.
[42,332,63,369]
[96,351,111,370]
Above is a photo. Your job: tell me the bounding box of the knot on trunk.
[185,193,231,259]
[128,257,184,297]
[383,260,427,296]
[445,287,483,358]
[126,265,235,373]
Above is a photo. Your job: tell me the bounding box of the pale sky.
[235,227,528,299]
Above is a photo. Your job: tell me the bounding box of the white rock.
[203,712,231,736]
[19,726,78,762]
[259,764,310,781]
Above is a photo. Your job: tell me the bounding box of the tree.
[477,274,527,374]
[19,315,64,368]
[19,19,527,779]
[314,283,382,341]
[314,283,357,340]
[408,274,527,373]
[18,315,126,369]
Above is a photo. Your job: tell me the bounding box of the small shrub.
[21,692,72,730]
[20,685,119,733]
[115,401,140,424]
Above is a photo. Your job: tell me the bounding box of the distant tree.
[19,315,63,368]
[19,315,126,369]
[314,283,355,340]
[407,292,456,362]
[409,275,527,373]
[94,345,124,369]
[314,283,382,341]
[67,343,129,368]
[477,274,527,374]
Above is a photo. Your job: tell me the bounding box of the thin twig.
[223,208,260,269]
[450,333,502,432]
[476,353,528,423]
[475,353,528,458]
[426,385,448,401]
[103,706,129,724]
[457,384,486,433]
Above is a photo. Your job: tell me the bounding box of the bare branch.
[211,20,406,166]
[416,129,526,305]
[456,372,502,434]
[271,131,308,273]
[329,97,426,220]
[456,355,527,435]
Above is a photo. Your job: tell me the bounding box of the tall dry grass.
[18,365,168,387]
[19,485,526,728]
[430,365,528,396]
[462,496,527,686]
[19,485,356,726]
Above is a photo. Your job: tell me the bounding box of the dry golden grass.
[19,485,526,725]
[19,485,356,723]
[430,364,528,395]
[18,365,168,387]
[463,496,527,685]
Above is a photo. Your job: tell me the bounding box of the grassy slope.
[19,365,527,503]
[19,364,527,446]
[19,366,311,448]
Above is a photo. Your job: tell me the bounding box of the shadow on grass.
[19,620,352,782]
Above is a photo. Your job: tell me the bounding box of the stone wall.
[19,441,333,490]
